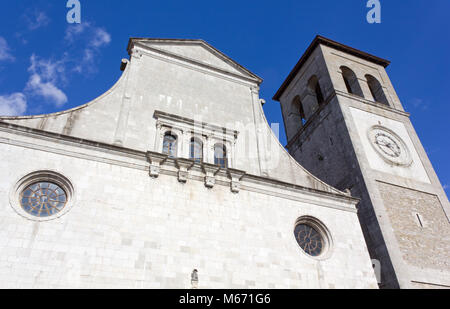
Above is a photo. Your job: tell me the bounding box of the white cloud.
[0,93,27,116]
[443,184,449,190]
[25,55,68,107]
[0,37,14,62]
[65,22,91,43]
[65,23,111,47]
[64,23,111,74]
[28,54,67,84]
[2,22,111,112]
[26,74,67,107]
[92,28,111,48]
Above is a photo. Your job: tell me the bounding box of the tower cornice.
[273,35,391,101]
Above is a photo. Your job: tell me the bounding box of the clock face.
[368,126,412,166]
[374,132,401,158]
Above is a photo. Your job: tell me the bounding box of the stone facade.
[275,36,450,289]
[0,38,378,288]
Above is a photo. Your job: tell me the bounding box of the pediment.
[129,38,262,83]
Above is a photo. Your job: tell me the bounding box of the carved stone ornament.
[201,163,221,188]
[146,151,168,178]
[175,158,195,183]
[227,168,246,193]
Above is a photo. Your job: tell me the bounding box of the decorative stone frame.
[154,110,238,168]
[160,129,181,158]
[293,216,333,261]
[211,141,231,169]
[189,135,205,163]
[9,170,76,222]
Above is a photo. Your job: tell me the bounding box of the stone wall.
[0,128,378,289]
[378,182,450,272]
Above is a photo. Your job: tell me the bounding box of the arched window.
[308,76,325,106]
[190,137,203,163]
[162,132,177,158]
[366,74,389,105]
[292,95,306,125]
[214,144,227,168]
[341,66,364,97]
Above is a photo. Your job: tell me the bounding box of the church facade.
[0,36,447,289]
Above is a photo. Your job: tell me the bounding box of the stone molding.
[227,168,246,193]
[129,40,262,85]
[0,120,358,209]
[202,163,221,188]
[154,110,237,168]
[285,89,410,151]
[154,110,239,140]
[9,170,77,222]
[175,158,195,183]
[146,151,168,178]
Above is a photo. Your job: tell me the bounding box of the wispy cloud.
[28,54,68,85]
[0,37,15,62]
[92,28,111,48]
[64,22,91,43]
[65,23,111,74]
[443,184,449,190]
[0,93,27,116]
[2,20,111,115]
[25,54,68,107]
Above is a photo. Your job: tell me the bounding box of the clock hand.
[376,140,389,146]
[386,143,399,152]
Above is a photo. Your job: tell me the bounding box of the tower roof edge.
[273,35,391,101]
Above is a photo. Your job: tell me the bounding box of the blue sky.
[0,1,448,194]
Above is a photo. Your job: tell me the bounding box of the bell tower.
[274,36,450,289]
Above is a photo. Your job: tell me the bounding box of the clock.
[368,125,412,166]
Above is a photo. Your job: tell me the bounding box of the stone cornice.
[175,158,195,183]
[286,90,410,150]
[335,90,410,117]
[273,35,390,101]
[0,120,358,211]
[146,151,168,178]
[154,110,239,139]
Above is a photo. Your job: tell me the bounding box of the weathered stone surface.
[0,38,378,289]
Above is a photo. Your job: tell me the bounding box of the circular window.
[294,224,324,257]
[20,182,67,217]
[10,170,75,221]
[294,217,332,259]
